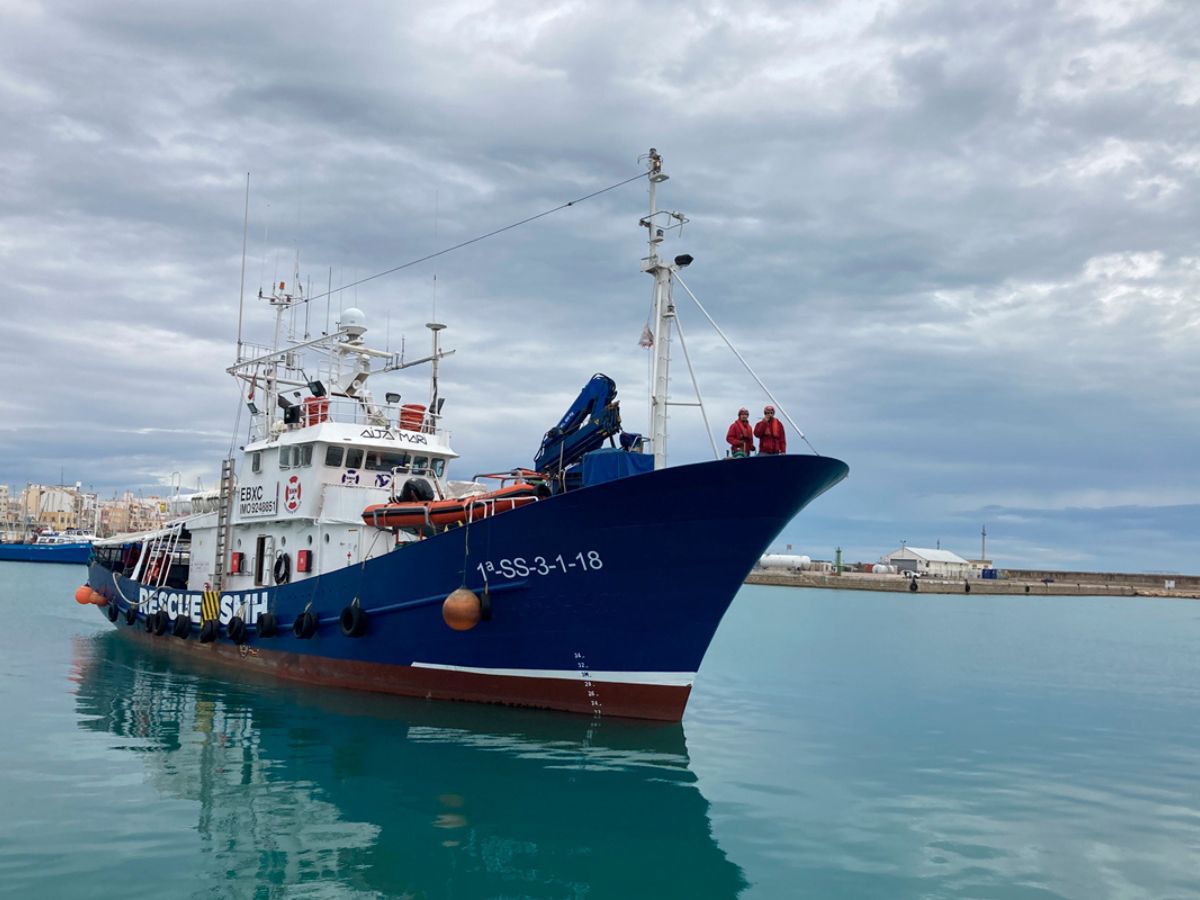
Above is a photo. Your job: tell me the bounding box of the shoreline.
[746,571,1200,600]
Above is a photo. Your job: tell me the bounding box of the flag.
[638,325,654,348]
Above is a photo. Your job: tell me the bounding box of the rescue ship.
[79,151,848,721]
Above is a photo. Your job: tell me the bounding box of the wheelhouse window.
[281,444,314,469]
[251,451,262,473]
[345,448,364,469]
[325,445,344,467]
[365,450,411,471]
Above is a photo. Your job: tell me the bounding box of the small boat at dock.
[0,529,96,565]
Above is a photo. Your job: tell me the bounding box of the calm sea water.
[1,562,1199,899]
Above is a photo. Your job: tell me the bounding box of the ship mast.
[640,149,689,470]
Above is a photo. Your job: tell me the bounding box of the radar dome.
[339,307,368,337]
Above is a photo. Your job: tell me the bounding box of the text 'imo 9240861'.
[80,150,848,721]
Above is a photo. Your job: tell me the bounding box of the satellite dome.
[339,307,367,337]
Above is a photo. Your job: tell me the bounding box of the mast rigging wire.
[673,271,821,456]
[672,311,721,461]
[296,170,649,309]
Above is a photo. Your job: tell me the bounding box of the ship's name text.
[139,587,270,625]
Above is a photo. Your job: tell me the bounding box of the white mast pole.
[427,321,446,429]
[643,149,674,470]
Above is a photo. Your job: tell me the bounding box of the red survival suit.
[725,420,755,456]
[754,417,786,454]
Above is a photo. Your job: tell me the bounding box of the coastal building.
[17,483,99,534]
[884,546,972,578]
[0,483,167,539]
[0,485,18,541]
[99,492,167,536]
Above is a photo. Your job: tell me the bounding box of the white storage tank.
[871,564,896,574]
[758,554,812,571]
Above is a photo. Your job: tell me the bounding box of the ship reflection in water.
[71,632,745,897]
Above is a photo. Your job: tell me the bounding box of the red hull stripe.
[120,629,692,722]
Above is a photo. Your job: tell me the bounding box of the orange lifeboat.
[363,484,540,530]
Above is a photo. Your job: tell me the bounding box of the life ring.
[273,552,291,585]
[292,609,318,639]
[172,615,191,639]
[340,604,367,637]
[256,612,278,638]
[227,616,247,644]
[199,620,219,643]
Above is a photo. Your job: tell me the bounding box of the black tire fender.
[340,605,368,637]
[256,612,277,638]
[292,610,318,639]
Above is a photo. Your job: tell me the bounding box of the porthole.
[236,538,242,548]
[324,533,330,544]
[280,536,287,547]
[307,534,313,545]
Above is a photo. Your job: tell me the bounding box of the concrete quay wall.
[745,570,1200,599]
[999,568,1200,590]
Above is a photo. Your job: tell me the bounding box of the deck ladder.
[211,457,236,592]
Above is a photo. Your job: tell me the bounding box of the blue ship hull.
[87,453,847,720]
[0,542,92,564]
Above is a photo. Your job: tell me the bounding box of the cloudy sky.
[1,0,1196,572]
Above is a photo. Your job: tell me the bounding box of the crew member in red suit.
[754,405,786,454]
[725,408,755,457]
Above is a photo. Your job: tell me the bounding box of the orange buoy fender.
[443,588,482,631]
[90,590,107,606]
[74,585,92,604]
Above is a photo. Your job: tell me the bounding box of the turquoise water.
[2,562,1199,898]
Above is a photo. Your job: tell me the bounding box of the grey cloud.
[0,0,1195,570]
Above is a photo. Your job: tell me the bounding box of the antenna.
[236,172,250,361]
[981,524,987,561]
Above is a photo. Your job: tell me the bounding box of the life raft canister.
[399,403,427,432]
[302,395,330,427]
